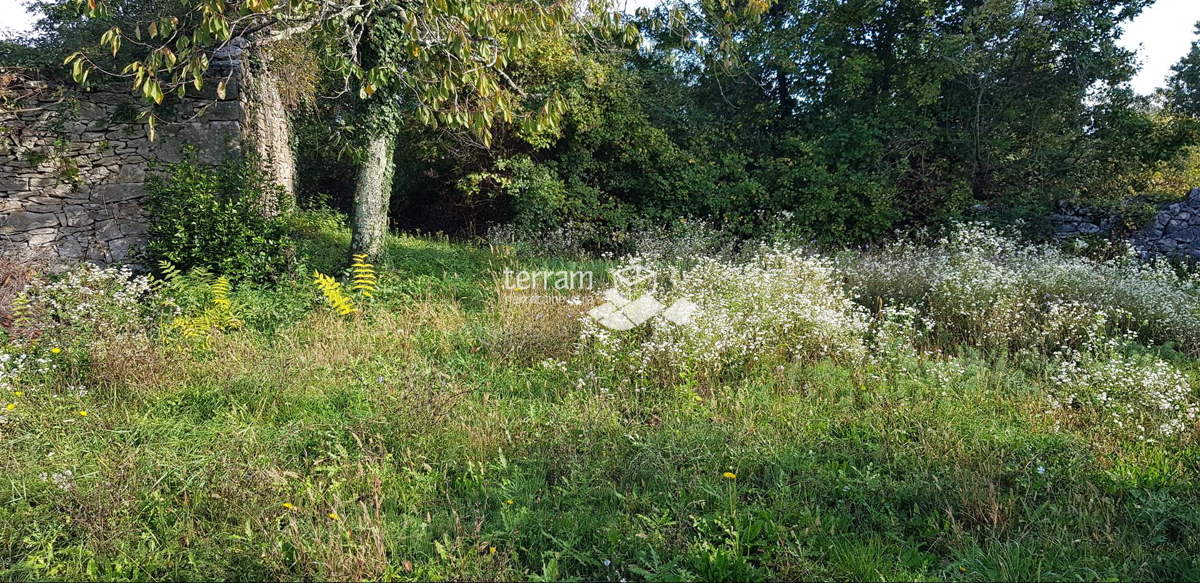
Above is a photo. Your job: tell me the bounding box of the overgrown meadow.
[1,217,1198,581]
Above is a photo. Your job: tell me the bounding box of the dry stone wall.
[1132,188,1200,262]
[1051,188,1200,262]
[1,73,246,264]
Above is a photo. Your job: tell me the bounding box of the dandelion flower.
[282,502,295,510]
[722,472,736,480]
[14,392,22,397]
[505,499,514,505]
[328,512,340,520]
[51,348,61,354]
[489,547,496,555]
[78,411,87,417]
[5,403,13,411]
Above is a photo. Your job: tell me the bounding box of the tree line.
[7,0,1200,257]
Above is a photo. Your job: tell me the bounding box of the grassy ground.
[1,220,1198,581]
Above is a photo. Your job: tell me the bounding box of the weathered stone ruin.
[1051,188,1200,262]
[1,43,293,265]
[1132,188,1200,262]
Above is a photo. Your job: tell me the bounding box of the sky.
[2,0,1198,95]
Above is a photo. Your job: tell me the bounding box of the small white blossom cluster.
[580,245,869,378]
[0,349,51,393]
[39,469,75,492]
[19,263,153,339]
[842,223,1200,353]
[1049,331,1198,440]
[624,218,733,262]
[867,304,936,360]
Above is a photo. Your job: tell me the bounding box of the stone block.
[108,237,137,261]
[1,210,59,232]
[95,219,124,241]
[92,183,146,203]
[117,165,146,183]
[63,207,94,227]
[120,221,147,236]
[26,227,58,246]
[204,100,243,121]
[56,236,86,259]
[23,204,64,214]
[0,177,29,191]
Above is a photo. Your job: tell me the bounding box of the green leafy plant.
[143,150,293,282]
[160,265,244,347]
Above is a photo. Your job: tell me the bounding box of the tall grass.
[0,218,1197,581]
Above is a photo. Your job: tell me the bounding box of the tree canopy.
[9,0,1200,250]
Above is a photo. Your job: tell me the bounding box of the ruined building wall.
[1,50,292,265]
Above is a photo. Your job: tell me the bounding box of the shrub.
[841,223,1200,355]
[157,266,246,348]
[579,249,869,387]
[143,151,293,281]
[1049,330,1198,442]
[15,263,153,347]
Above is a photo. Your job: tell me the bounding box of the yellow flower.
[78,411,87,417]
[328,512,340,520]
[722,472,736,480]
[505,499,514,505]
[489,547,496,555]
[282,502,295,510]
[51,348,61,354]
[5,403,14,411]
[14,391,23,397]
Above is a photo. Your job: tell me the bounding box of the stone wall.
[0,71,247,264]
[1051,189,1200,262]
[1049,201,1117,237]
[1132,188,1200,262]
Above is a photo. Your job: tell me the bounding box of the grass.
[1,219,1198,581]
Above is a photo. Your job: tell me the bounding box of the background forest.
[8,0,1200,249]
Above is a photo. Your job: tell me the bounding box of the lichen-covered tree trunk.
[249,66,296,213]
[239,51,296,215]
[350,130,397,261]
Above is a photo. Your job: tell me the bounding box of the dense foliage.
[359,1,1200,247]
[143,152,293,281]
[10,0,1200,248]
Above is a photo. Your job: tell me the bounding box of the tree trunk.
[350,130,397,261]
[240,53,297,215]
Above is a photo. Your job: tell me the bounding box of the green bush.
[143,151,293,281]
